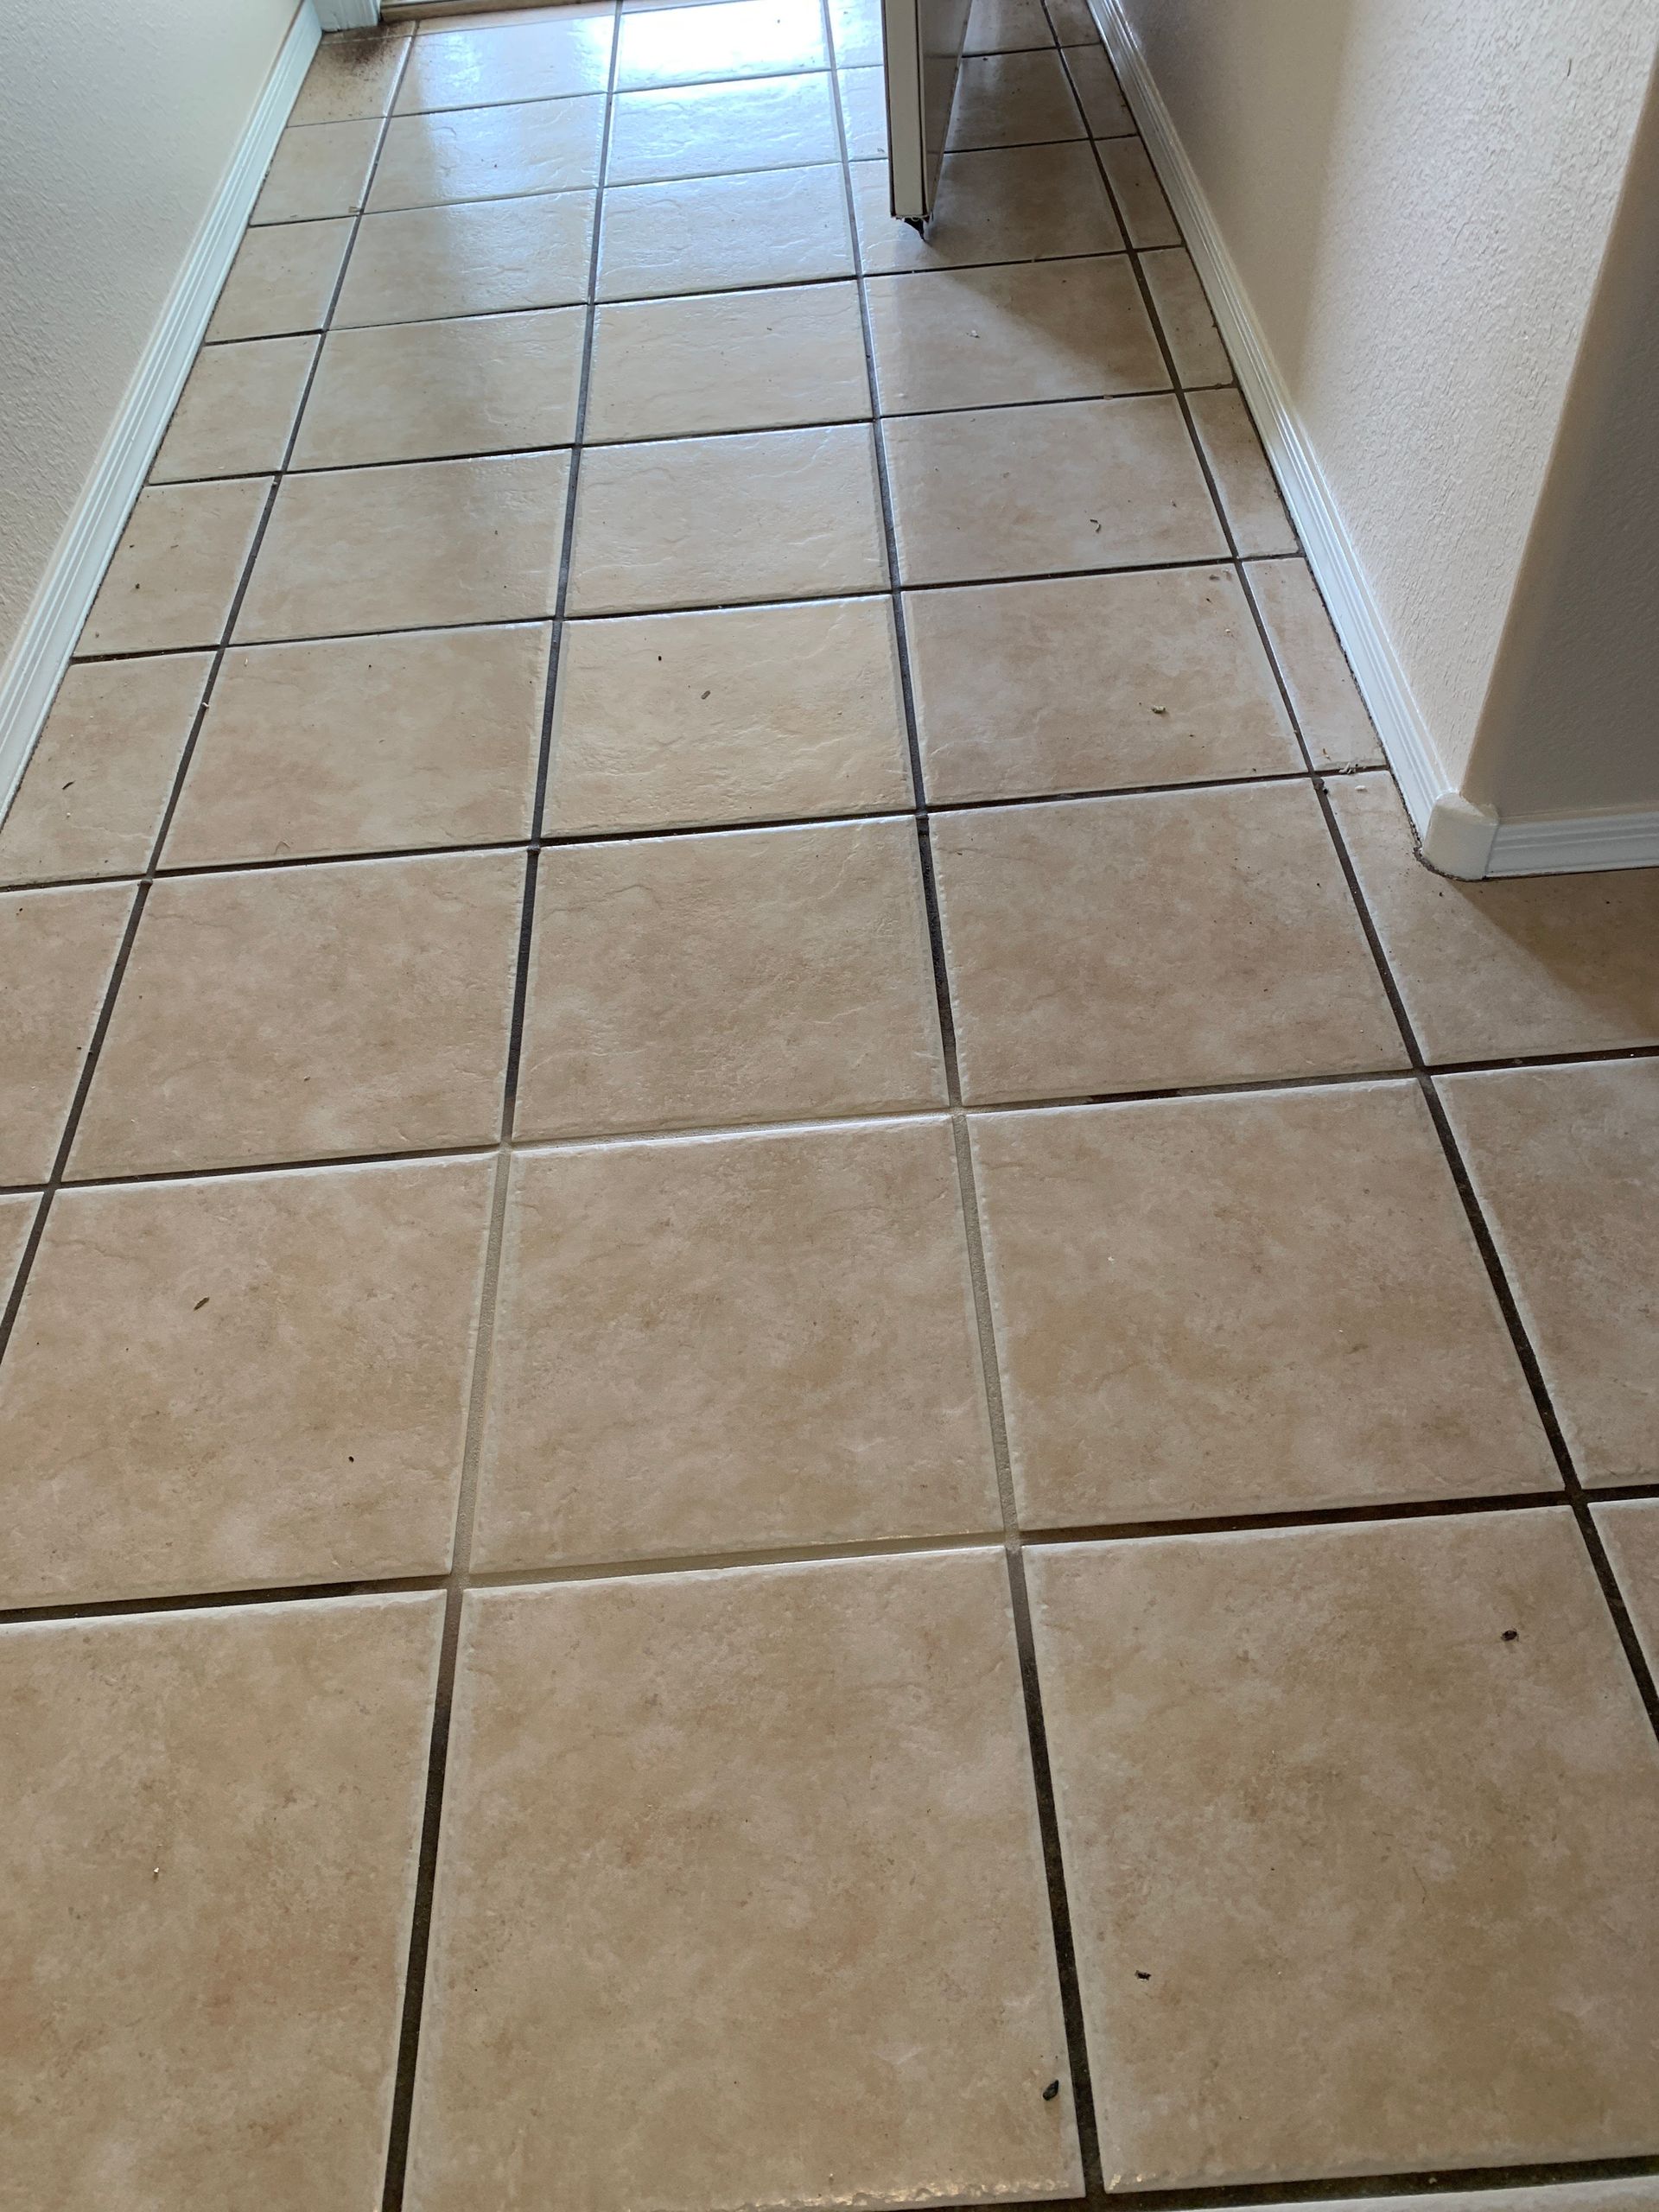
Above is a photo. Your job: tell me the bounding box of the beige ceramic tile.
[252,118,380,223]
[396,7,613,110]
[609,70,839,183]
[545,596,908,834]
[334,190,596,325]
[0,654,209,883]
[1065,41,1132,134]
[293,307,583,468]
[79,478,270,654]
[0,885,133,1183]
[615,0,827,88]
[1595,1500,1659,1675]
[165,625,546,866]
[1242,2191,1659,2212]
[290,27,411,124]
[1046,0,1097,39]
[885,394,1224,586]
[596,162,853,297]
[1189,385,1298,555]
[518,817,944,1135]
[1246,555,1382,769]
[151,335,317,482]
[0,1195,36,1281]
[974,1083,1552,1527]
[909,567,1298,801]
[1140,245,1229,385]
[965,0,1053,51]
[475,1119,998,1567]
[934,784,1404,1103]
[1097,133,1179,246]
[1326,772,1659,1059]
[949,49,1084,148]
[70,852,522,1178]
[828,0,881,66]
[207,218,353,340]
[1440,1060,1659,1487]
[849,146,1122,272]
[0,1594,442,2209]
[369,94,604,210]
[0,1157,493,1606]
[237,450,569,641]
[868,257,1164,416]
[836,64,887,159]
[586,283,869,442]
[406,1552,1079,2211]
[568,424,885,614]
[1030,1512,1659,2186]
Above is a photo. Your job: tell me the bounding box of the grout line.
[824,37,1108,2198]
[377,10,623,2197]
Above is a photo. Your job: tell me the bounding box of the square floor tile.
[867,257,1165,414]
[334,190,595,325]
[965,0,1053,51]
[1595,1499,1659,1674]
[933,784,1405,1102]
[396,7,613,110]
[567,424,886,614]
[1046,0,1097,37]
[884,394,1224,587]
[290,26,410,124]
[1097,134,1179,247]
[79,478,270,654]
[615,0,827,88]
[237,450,569,641]
[1189,385,1297,555]
[0,1196,35,1291]
[370,94,604,210]
[293,307,584,468]
[836,64,887,159]
[518,817,944,1135]
[252,118,380,223]
[1326,772,1659,1060]
[827,0,880,66]
[544,596,908,834]
[1030,1512,1659,2186]
[0,1594,442,2209]
[850,145,1122,271]
[1440,1060,1659,1488]
[586,283,869,442]
[207,218,354,340]
[1245,556,1382,769]
[474,1118,998,1567]
[1141,245,1229,385]
[0,884,134,1183]
[1065,42,1132,135]
[406,1552,1079,2210]
[151,335,317,482]
[609,70,838,183]
[908,567,1298,803]
[973,1083,1552,1528]
[69,852,524,1178]
[0,654,209,883]
[596,163,853,297]
[0,1157,493,1606]
[950,49,1083,147]
[164,624,546,866]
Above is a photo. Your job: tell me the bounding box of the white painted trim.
[1486,806,1659,876]
[0,0,321,824]
[316,0,379,28]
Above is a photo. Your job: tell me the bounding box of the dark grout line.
[0,1572,449,1632]
[1023,1491,1576,1550]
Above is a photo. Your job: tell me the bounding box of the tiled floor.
[3,3,1659,2207]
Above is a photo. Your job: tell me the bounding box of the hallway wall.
[1105,0,1656,809]
[0,0,302,672]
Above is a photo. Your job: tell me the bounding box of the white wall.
[1109,0,1657,803]
[0,0,303,671]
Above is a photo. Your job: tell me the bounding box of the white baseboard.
[1090,0,1659,883]
[0,0,321,823]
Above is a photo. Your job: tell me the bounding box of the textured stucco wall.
[0,0,300,668]
[1113,0,1658,794]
